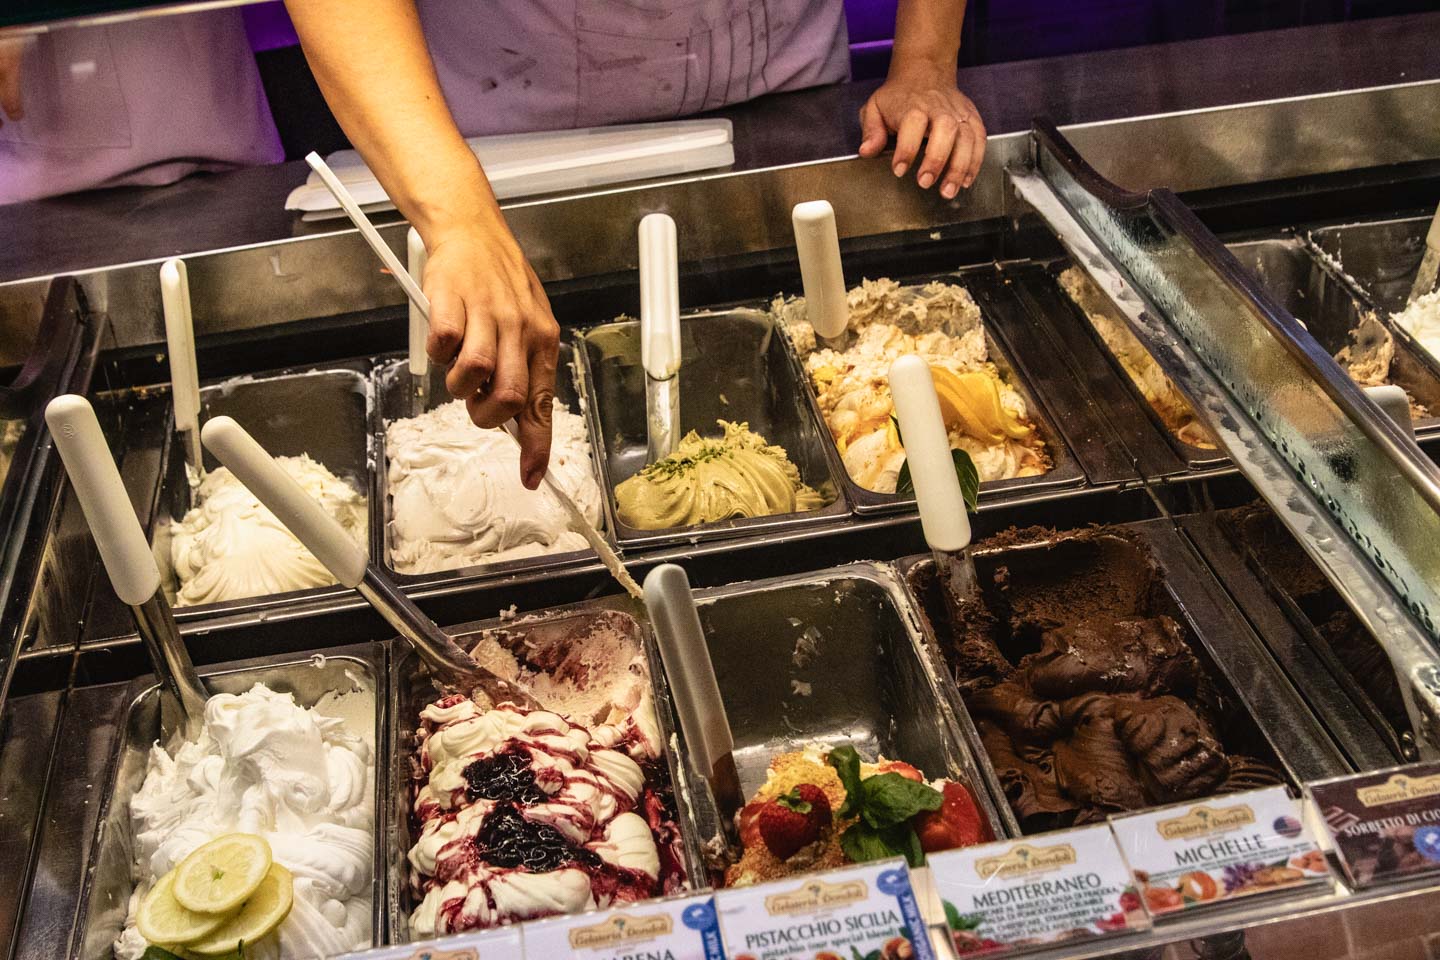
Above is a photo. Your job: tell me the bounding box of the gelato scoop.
[914,527,1283,832]
[614,420,824,529]
[776,278,1049,493]
[170,454,367,606]
[114,683,375,960]
[385,398,602,573]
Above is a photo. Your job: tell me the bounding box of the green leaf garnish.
[894,448,980,512]
[858,773,943,829]
[776,787,812,815]
[943,901,985,931]
[828,745,863,818]
[841,821,929,867]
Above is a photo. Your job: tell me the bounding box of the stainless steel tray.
[1309,215,1430,315]
[387,599,706,941]
[71,645,387,960]
[687,562,1009,874]
[150,362,374,621]
[896,519,1349,836]
[576,309,848,549]
[371,345,615,588]
[779,270,1087,517]
[1227,237,1440,437]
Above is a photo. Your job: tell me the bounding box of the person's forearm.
[283,0,497,243]
[890,0,966,77]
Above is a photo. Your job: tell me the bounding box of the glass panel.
[1018,124,1440,753]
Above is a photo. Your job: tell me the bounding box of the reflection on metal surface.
[1012,121,1440,757]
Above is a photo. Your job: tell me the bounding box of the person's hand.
[422,216,561,489]
[858,62,986,199]
[0,37,26,128]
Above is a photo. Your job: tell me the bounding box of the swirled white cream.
[1394,290,1440,363]
[169,455,367,606]
[114,683,375,960]
[407,698,663,938]
[385,399,602,574]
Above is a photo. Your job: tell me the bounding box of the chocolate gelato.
[1220,504,1412,750]
[911,527,1283,832]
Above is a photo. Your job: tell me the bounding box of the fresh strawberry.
[877,760,924,782]
[915,781,993,853]
[758,785,832,860]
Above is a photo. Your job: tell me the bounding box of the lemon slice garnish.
[136,869,230,947]
[185,863,294,957]
[171,833,273,915]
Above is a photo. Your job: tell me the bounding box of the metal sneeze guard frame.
[1008,119,1440,759]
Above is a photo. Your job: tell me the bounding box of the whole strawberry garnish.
[915,781,993,853]
[758,785,831,860]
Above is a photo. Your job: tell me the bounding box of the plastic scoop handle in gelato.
[615,420,824,529]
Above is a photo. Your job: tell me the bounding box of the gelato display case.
[4,11,1440,960]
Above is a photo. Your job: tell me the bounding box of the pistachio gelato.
[775,278,1049,493]
[614,420,823,529]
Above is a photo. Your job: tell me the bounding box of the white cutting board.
[286,118,734,220]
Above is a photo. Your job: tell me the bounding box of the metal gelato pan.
[1309,215,1430,315]
[387,601,705,942]
[778,271,1086,517]
[71,646,386,960]
[898,520,1348,836]
[577,309,848,549]
[371,343,614,588]
[149,362,374,621]
[688,563,1008,876]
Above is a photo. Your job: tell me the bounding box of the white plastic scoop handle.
[160,258,202,437]
[639,213,681,380]
[889,354,972,553]
[45,395,163,606]
[792,200,849,341]
[643,564,733,779]
[201,415,369,588]
[407,227,429,377]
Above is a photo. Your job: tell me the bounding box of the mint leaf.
[953,449,980,511]
[858,773,943,829]
[896,822,927,867]
[893,449,980,510]
[840,821,900,862]
[828,745,863,818]
[141,949,185,960]
[943,901,985,932]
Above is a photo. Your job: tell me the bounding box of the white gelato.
[1393,290,1440,364]
[115,683,375,960]
[170,455,367,606]
[385,398,602,574]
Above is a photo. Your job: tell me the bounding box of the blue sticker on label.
[876,867,909,897]
[682,900,718,932]
[1413,825,1440,862]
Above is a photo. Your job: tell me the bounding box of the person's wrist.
[885,52,956,88]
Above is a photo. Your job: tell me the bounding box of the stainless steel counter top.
[4,12,1439,288]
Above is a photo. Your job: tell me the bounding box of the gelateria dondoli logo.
[1156,803,1256,840]
[567,911,674,949]
[763,877,869,915]
[1357,773,1440,807]
[974,842,1077,880]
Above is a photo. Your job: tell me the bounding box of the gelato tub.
[72,646,385,960]
[149,363,373,618]
[372,344,613,587]
[688,564,1006,885]
[388,601,704,941]
[900,522,1345,835]
[776,274,1084,516]
[578,309,847,548]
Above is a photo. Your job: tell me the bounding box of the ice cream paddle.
[643,564,743,840]
[1406,201,1440,304]
[201,415,537,704]
[792,200,849,348]
[406,227,430,416]
[888,354,984,610]
[46,395,208,742]
[640,213,682,461]
[160,258,204,477]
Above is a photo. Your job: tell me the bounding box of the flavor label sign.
[335,926,522,960]
[520,892,724,960]
[1110,786,1330,916]
[926,824,1147,956]
[1309,761,1440,888]
[715,859,936,960]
